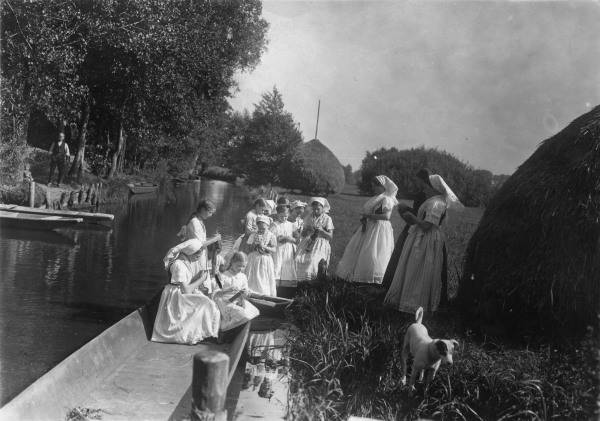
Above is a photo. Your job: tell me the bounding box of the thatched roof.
[458,106,600,337]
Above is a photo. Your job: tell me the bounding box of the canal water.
[0,179,250,406]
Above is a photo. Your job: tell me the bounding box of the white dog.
[400,307,458,395]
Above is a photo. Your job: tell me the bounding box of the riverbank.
[269,185,597,420]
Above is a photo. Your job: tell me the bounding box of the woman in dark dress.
[381,169,449,306]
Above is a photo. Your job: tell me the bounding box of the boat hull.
[0,211,82,230]
[0,294,250,421]
[0,204,113,225]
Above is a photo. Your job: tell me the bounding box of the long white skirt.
[213,289,260,331]
[274,242,297,281]
[295,237,331,282]
[151,284,220,345]
[246,252,277,296]
[336,220,394,284]
[383,225,445,313]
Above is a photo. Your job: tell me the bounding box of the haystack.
[280,139,345,195]
[458,106,600,337]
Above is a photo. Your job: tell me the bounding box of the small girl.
[270,205,297,289]
[212,252,260,331]
[245,215,277,296]
[240,198,268,254]
[289,200,307,240]
[295,198,334,282]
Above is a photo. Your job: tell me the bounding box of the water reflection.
[0,179,249,405]
[228,327,290,419]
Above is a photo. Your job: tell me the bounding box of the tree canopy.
[1,0,268,180]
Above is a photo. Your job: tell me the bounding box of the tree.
[343,164,355,185]
[236,87,303,184]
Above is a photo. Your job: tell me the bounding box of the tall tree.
[237,87,303,185]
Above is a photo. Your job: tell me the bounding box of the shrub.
[280,139,345,195]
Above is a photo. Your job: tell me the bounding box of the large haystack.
[280,139,345,195]
[458,106,600,337]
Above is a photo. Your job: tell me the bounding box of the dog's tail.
[415,307,424,324]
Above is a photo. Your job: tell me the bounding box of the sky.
[228,1,600,175]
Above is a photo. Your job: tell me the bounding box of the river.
[0,179,250,406]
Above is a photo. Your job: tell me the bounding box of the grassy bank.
[275,184,597,420]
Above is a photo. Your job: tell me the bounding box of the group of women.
[336,170,463,314]
[236,196,334,297]
[151,169,463,345]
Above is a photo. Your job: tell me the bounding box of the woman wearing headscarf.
[382,169,431,289]
[336,175,398,284]
[384,174,464,313]
[295,197,334,282]
[152,239,221,344]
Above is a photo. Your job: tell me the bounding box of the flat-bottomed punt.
[0,296,250,421]
[0,204,114,226]
[0,210,83,230]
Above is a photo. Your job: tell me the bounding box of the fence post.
[29,181,35,207]
[191,350,229,421]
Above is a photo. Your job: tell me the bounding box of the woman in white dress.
[384,174,464,313]
[152,239,221,344]
[336,175,398,284]
[270,205,298,286]
[289,200,307,241]
[176,199,220,290]
[212,252,260,331]
[245,215,277,296]
[295,198,334,282]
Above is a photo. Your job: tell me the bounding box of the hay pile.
[459,106,600,337]
[280,138,345,195]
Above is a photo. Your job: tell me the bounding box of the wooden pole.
[29,181,35,207]
[314,99,321,140]
[191,350,229,421]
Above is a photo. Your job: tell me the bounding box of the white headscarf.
[290,200,307,210]
[310,197,331,213]
[429,174,464,212]
[375,175,399,207]
[264,199,276,214]
[256,214,271,226]
[163,239,203,270]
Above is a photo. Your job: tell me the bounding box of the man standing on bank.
[47,132,70,186]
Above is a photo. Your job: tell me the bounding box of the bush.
[359,147,495,207]
[280,139,345,195]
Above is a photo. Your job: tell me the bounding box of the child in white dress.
[212,252,260,331]
[295,198,334,282]
[245,215,277,296]
[270,205,297,288]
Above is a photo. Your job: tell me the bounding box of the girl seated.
[245,215,277,296]
[152,239,221,345]
[212,252,260,331]
[295,198,334,282]
[270,205,297,291]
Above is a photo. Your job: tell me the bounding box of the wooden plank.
[0,211,83,230]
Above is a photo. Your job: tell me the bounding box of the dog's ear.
[451,340,459,349]
[435,340,448,356]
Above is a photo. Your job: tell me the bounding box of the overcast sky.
[228,1,600,175]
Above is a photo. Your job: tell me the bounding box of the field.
[275,185,598,421]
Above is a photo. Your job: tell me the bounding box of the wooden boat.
[0,211,83,230]
[0,204,114,226]
[248,294,293,317]
[127,182,159,194]
[0,294,251,421]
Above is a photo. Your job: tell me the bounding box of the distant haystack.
[280,139,345,195]
[459,106,600,337]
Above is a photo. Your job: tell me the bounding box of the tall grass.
[286,280,598,420]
